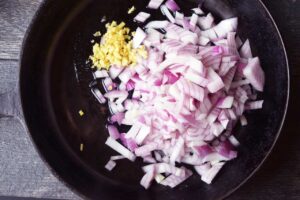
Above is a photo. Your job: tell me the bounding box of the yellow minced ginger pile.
[90,21,148,70]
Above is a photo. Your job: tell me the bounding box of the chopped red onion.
[228,135,240,147]
[126,139,139,151]
[102,77,115,92]
[201,162,224,184]
[217,96,234,109]
[175,11,184,21]
[154,151,162,162]
[147,0,165,9]
[96,3,265,189]
[235,36,243,49]
[165,0,180,12]
[212,17,238,38]
[199,36,210,46]
[145,20,170,29]
[104,90,128,102]
[133,27,147,48]
[202,152,229,163]
[198,13,214,30]
[134,12,151,23]
[155,174,165,183]
[109,65,124,79]
[107,125,120,140]
[160,167,192,188]
[230,79,251,89]
[126,80,135,91]
[105,160,116,171]
[192,7,204,15]
[135,142,158,157]
[126,122,142,139]
[223,67,237,91]
[194,163,212,176]
[240,39,253,59]
[144,28,163,46]
[144,156,157,163]
[110,112,125,125]
[240,115,248,126]
[207,68,225,93]
[91,88,106,104]
[193,145,214,158]
[161,5,176,23]
[227,32,239,56]
[105,137,136,161]
[245,100,264,110]
[189,13,199,31]
[119,67,135,83]
[182,18,190,30]
[170,136,184,164]
[93,70,109,79]
[108,101,119,114]
[243,57,265,92]
[143,163,185,177]
[110,155,126,161]
[135,125,151,145]
[140,165,155,189]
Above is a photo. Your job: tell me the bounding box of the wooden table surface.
[0,0,299,199]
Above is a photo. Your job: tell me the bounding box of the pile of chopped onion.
[90,0,265,189]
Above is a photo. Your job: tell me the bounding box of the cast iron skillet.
[19,0,289,199]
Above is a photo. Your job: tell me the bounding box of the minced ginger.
[90,21,147,70]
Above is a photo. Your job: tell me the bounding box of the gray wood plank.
[0,117,79,199]
[0,0,81,193]
[0,60,21,118]
[0,60,19,94]
[0,60,79,199]
[0,0,42,60]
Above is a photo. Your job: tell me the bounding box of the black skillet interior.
[20,0,289,199]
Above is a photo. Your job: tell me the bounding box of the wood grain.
[0,0,79,199]
[0,0,299,199]
[0,117,78,199]
[0,0,42,60]
[0,60,18,94]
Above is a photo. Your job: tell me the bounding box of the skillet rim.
[18,0,290,199]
